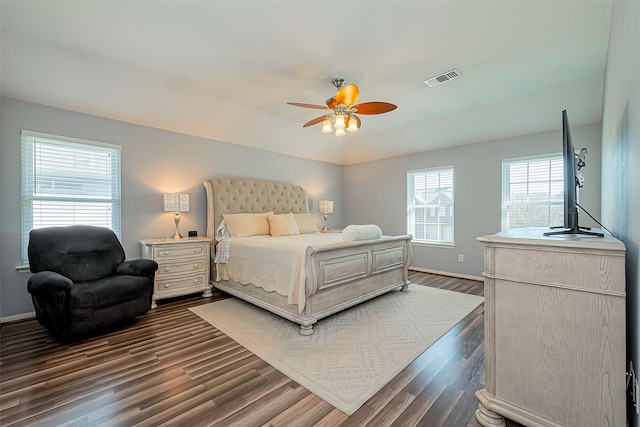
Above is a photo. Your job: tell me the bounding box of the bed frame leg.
[401,281,411,292]
[299,324,314,336]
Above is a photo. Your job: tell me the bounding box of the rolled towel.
[342,224,383,241]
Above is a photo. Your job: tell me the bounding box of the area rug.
[189,286,483,415]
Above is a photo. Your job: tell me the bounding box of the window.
[501,154,562,230]
[21,130,122,264]
[407,167,454,243]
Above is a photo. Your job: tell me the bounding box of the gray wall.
[0,97,344,319]
[0,97,606,319]
[343,124,603,278]
[601,1,640,424]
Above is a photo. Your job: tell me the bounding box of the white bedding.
[216,233,343,312]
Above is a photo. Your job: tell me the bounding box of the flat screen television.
[544,110,603,237]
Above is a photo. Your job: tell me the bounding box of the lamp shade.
[163,193,190,212]
[318,200,334,214]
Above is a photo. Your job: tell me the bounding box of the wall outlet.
[628,361,639,415]
[458,254,464,262]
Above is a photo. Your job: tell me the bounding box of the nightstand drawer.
[156,273,207,292]
[153,243,207,260]
[156,260,206,277]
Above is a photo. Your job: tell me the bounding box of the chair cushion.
[69,275,151,310]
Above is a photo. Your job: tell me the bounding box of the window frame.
[501,153,563,231]
[20,130,122,265]
[407,166,455,246]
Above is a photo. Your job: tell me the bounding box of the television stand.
[544,225,604,237]
[476,228,626,427]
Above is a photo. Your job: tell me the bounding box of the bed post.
[402,238,413,291]
[203,179,216,284]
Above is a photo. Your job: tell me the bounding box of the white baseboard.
[409,267,484,282]
[1,311,36,324]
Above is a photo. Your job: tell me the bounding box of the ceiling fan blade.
[302,115,328,128]
[287,102,330,110]
[352,102,397,115]
[326,97,338,109]
[335,84,360,107]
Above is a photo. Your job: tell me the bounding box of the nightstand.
[140,237,212,308]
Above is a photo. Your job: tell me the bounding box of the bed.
[203,177,413,335]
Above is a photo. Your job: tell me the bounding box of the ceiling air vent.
[424,68,462,87]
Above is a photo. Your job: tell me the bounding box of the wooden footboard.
[214,234,412,335]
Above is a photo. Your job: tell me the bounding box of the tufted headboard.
[203,177,310,240]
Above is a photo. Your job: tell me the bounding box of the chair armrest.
[116,259,158,278]
[27,271,73,295]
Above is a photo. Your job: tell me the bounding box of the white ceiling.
[0,1,613,165]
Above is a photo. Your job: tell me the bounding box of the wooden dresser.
[476,227,626,427]
[140,237,212,308]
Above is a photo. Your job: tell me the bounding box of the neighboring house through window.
[501,154,562,230]
[407,166,454,244]
[21,130,122,264]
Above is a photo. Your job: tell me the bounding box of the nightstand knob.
[194,248,201,253]
[164,267,170,272]
[193,278,200,283]
[165,284,170,288]
[164,251,170,255]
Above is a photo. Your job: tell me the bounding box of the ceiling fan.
[287,78,397,136]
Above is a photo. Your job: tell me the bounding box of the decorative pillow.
[342,224,383,241]
[223,212,272,237]
[292,213,320,234]
[268,213,300,237]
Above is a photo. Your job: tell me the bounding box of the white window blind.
[407,167,454,243]
[501,154,563,230]
[21,130,122,264]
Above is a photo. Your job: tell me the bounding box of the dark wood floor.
[1,271,498,426]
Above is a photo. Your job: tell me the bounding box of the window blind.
[407,166,454,243]
[501,154,563,230]
[21,130,122,264]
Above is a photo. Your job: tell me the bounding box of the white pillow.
[268,213,300,237]
[292,213,320,234]
[342,224,383,241]
[223,212,272,237]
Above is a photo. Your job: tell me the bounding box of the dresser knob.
[164,251,170,255]
[194,248,201,253]
[165,284,170,288]
[193,264,199,268]
[193,278,199,283]
[164,267,170,272]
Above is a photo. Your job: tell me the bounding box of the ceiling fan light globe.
[334,114,346,129]
[321,119,333,133]
[347,117,359,132]
[335,127,346,137]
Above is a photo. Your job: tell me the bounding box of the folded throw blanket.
[342,224,383,241]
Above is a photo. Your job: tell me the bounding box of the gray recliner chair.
[27,225,158,340]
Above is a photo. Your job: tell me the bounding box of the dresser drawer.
[153,242,207,260]
[156,260,206,277]
[156,273,208,292]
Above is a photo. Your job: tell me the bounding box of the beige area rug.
[189,286,483,415]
